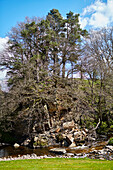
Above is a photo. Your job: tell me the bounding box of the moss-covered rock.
[33,138,48,147]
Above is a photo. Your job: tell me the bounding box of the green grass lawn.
[0,158,113,170]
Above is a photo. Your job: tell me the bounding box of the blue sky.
[0,0,107,38]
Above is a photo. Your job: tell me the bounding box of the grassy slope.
[0,158,113,170]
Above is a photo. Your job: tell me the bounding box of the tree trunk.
[62,56,65,78]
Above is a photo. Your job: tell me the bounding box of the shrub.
[110,125,113,129]
[108,137,113,145]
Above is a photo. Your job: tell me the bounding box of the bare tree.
[80,28,113,128]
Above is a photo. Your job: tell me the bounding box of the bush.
[108,137,113,145]
[0,132,16,144]
[110,125,113,129]
[97,121,108,134]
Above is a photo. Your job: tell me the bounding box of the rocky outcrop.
[22,120,97,149]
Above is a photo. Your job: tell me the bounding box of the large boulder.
[65,134,74,145]
[33,135,48,148]
[69,142,76,148]
[49,148,66,154]
[14,143,20,148]
[74,130,87,142]
[22,138,31,146]
[63,120,75,129]
[106,145,113,150]
[65,134,76,147]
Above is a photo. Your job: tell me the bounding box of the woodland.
[0,9,113,144]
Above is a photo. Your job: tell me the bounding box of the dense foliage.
[0,9,113,143]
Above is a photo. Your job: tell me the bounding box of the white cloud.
[79,17,89,29]
[82,0,106,16]
[0,37,9,52]
[80,0,113,28]
[0,37,9,82]
[89,12,109,27]
[0,70,7,80]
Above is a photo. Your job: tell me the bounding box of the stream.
[0,145,55,158]
[0,141,109,159]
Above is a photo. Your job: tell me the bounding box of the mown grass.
[0,158,113,170]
